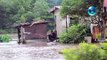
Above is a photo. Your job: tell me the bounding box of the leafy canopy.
[61,0,103,16]
[0,0,50,29]
[61,0,84,16]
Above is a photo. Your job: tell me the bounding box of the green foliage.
[33,0,49,20]
[96,33,101,40]
[101,43,107,59]
[78,43,101,60]
[0,34,11,42]
[0,0,50,29]
[61,43,106,60]
[59,24,86,43]
[61,0,84,16]
[85,26,91,36]
[61,0,103,16]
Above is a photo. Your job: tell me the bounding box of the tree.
[61,0,84,16]
[33,0,50,20]
[61,0,103,16]
[61,0,105,41]
[0,0,50,29]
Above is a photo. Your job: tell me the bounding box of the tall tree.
[61,0,84,16]
[33,0,50,20]
[0,0,50,29]
[61,0,103,16]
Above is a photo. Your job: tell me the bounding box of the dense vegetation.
[0,0,63,29]
[0,34,11,42]
[61,43,107,60]
[61,0,103,16]
[59,24,87,43]
[0,0,47,29]
[0,0,103,29]
[60,0,104,43]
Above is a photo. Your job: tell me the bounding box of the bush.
[0,34,11,42]
[101,43,107,59]
[59,24,86,43]
[61,43,107,60]
[96,33,101,40]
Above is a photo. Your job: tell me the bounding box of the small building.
[49,6,70,37]
[19,21,48,40]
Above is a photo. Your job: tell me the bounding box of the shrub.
[101,43,107,59]
[78,43,102,60]
[0,34,11,42]
[61,43,107,60]
[59,24,86,43]
[96,33,101,40]
[61,43,102,60]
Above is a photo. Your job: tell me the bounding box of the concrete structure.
[49,6,70,37]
